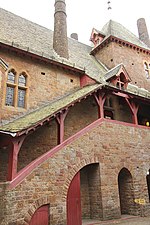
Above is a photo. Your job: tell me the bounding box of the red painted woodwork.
[67,172,82,225]
[8,118,103,189]
[94,92,106,118]
[7,143,18,181]
[7,136,26,181]
[56,110,68,144]
[8,117,150,190]
[29,205,49,225]
[91,35,150,55]
[125,98,139,125]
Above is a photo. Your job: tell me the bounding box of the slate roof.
[1,8,150,134]
[0,8,107,82]
[104,64,122,81]
[101,20,150,50]
[0,84,102,133]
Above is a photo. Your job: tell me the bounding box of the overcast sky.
[0,0,150,45]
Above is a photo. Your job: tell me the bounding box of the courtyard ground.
[82,215,150,225]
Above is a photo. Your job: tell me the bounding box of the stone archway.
[29,204,49,225]
[146,169,150,202]
[118,167,134,215]
[80,163,102,220]
[67,163,102,225]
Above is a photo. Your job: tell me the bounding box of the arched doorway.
[29,204,49,225]
[118,168,134,215]
[80,163,102,220]
[67,172,82,225]
[146,169,150,202]
[67,163,102,225]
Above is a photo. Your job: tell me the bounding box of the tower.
[137,18,150,48]
[53,0,69,59]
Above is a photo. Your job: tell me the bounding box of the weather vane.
[107,0,112,10]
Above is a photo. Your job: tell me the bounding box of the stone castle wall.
[1,121,150,224]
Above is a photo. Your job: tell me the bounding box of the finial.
[107,0,112,10]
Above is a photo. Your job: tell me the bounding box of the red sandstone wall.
[0,49,80,121]
[0,94,134,181]
[95,42,150,91]
[1,121,150,224]
[17,96,98,172]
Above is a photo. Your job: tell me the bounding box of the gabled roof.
[104,64,131,82]
[90,28,106,41]
[101,20,150,50]
[0,84,102,134]
[0,8,107,83]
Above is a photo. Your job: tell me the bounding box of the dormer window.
[104,64,131,90]
[90,28,105,47]
[144,62,150,78]
[116,73,126,90]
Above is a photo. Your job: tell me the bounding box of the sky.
[0,0,150,45]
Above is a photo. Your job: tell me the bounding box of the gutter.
[0,130,17,137]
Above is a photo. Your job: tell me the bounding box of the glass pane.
[18,88,26,108]
[5,86,14,106]
[7,71,15,84]
[18,74,26,86]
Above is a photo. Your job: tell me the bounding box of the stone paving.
[82,215,150,225]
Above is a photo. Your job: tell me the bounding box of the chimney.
[70,33,78,41]
[53,0,69,59]
[137,18,150,48]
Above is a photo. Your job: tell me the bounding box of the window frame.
[5,69,17,107]
[144,61,150,79]
[17,72,28,108]
[5,69,28,109]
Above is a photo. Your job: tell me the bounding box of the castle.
[0,0,150,224]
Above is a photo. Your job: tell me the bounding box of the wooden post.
[7,136,25,181]
[125,98,139,125]
[94,92,106,118]
[56,109,69,144]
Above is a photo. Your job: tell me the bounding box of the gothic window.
[18,73,27,108]
[5,69,16,106]
[7,71,15,83]
[18,73,26,86]
[144,62,150,78]
[5,70,28,108]
[6,86,15,106]
[18,89,26,108]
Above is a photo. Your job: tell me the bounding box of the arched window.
[5,70,28,108]
[18,73,27,108]
[144,62,150,78]
[5,69,16,106]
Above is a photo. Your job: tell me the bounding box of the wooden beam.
[94,92,106,118]
[56,109,69,144]
[113,91,129,98]
[7,135,26,181]
[125,98,139,125]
